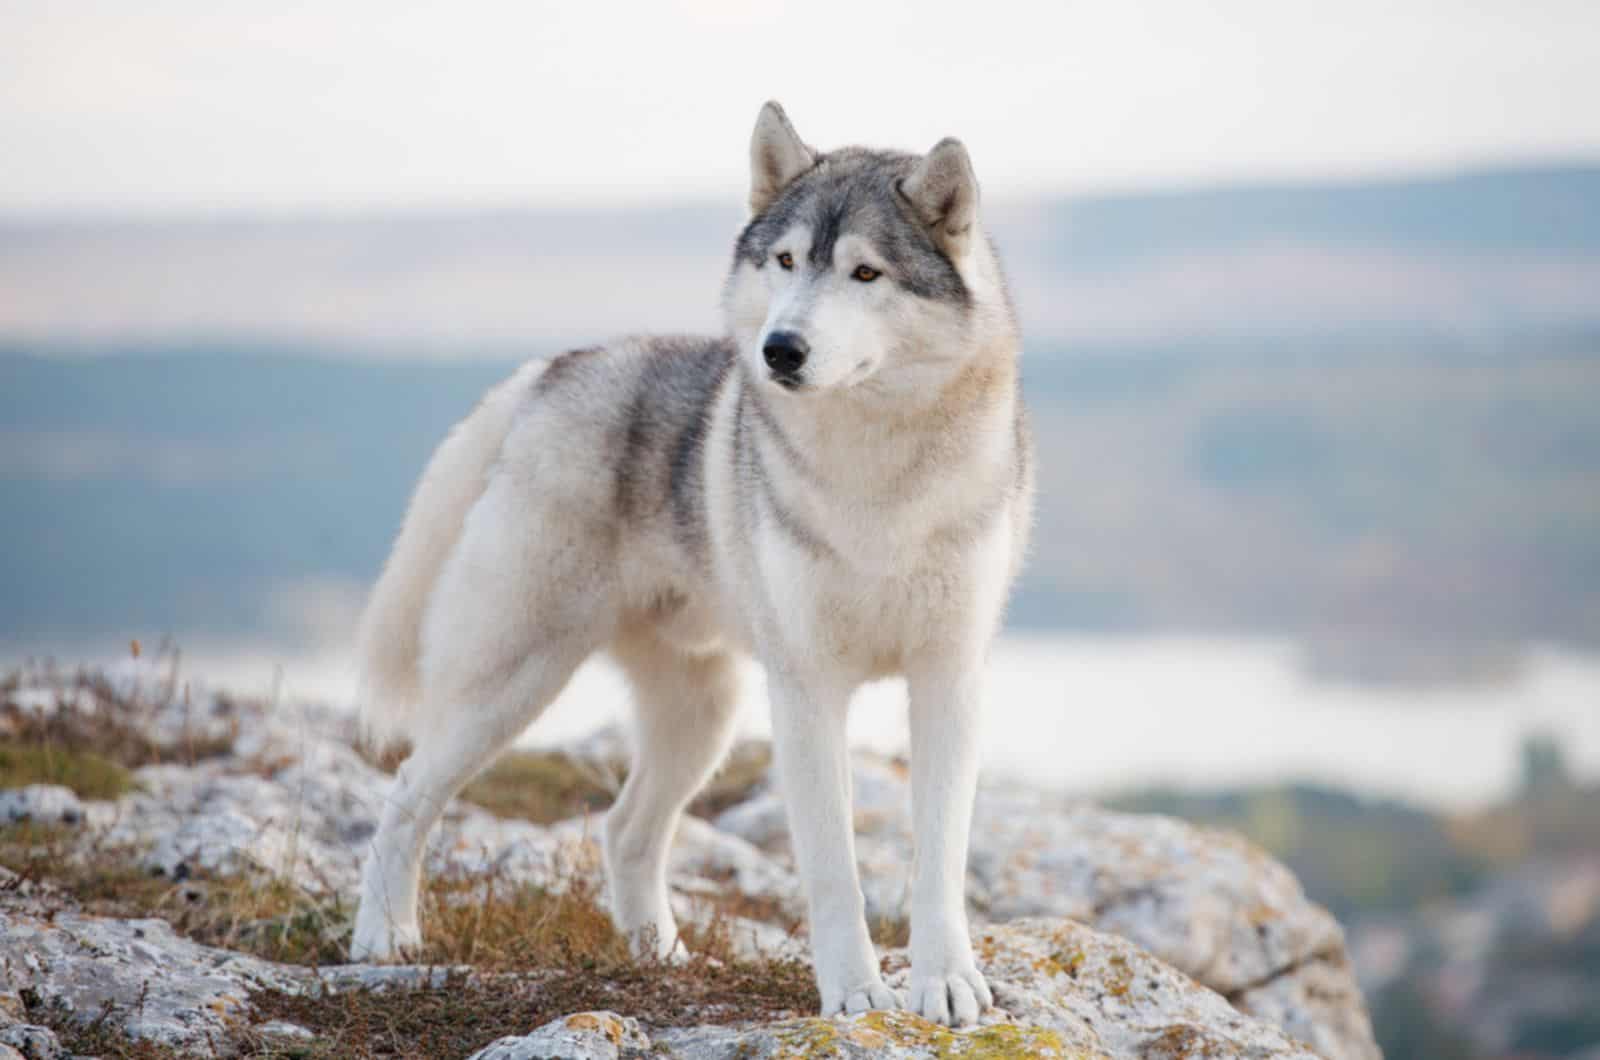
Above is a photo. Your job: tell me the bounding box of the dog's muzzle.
[763,331,809,388]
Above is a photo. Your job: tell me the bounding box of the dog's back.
[355,337,737,750]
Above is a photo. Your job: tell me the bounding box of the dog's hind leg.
[351,475,609,961]
[602,631,742,959]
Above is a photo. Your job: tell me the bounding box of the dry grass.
[0,657,238,774]
[244,876,817,1056]
[0,822,350,966]
[417,871,630,970]
[871,914,912,949]
[248,955,819,1059]
[2,822,820,1057]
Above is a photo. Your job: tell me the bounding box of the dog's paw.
[627,924,688,965]
[820,977,902,1017]
[349,914,421,963]
[906,966,993,1027]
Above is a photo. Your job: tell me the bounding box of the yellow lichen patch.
[1142,1023,1237,1059]
[1036,945,1088,981]
[857,1009,941,1047]
[855,1009,1077,1059]
[841,1021,890,1049]
[1032,955,1065,978]
[1102,953,1134,999]
[1046,923,1091,954]
[564,1011,625,1045]
[771,1017,845,1058]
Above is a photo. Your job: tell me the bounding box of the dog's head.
[722,102,1013,400]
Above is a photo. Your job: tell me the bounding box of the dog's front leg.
[767,669,899,1016]
[904,653,992,1026]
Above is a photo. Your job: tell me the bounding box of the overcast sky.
[2,0,1598,215]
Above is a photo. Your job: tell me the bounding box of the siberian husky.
[350,101,1033,1027]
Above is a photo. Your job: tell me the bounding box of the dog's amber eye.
[776,252,794,270]
[852,265,880,283]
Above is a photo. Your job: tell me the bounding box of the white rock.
[0,912,306,1054]
[459,921,1323,1060]
[252,1019,315,1040]
[715,754,1380,1060]
[467,1012,650,1060]
[0,1023,62,1060]
[644,918,1322,1059]
[0,785,83,826]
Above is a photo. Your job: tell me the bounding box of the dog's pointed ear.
[899,137,979,259]
[749,101,815,215]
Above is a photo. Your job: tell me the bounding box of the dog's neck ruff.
[739,339,1020,506]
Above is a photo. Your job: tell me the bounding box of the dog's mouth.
[768,361,881,393]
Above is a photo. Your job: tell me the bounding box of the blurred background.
[3,2,1598,1054]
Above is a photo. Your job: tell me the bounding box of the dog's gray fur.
[351,102,1033,1027]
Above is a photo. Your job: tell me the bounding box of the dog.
[349,101,1033,1027]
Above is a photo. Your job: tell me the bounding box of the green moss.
[460,740,772,826]
[459,749,616,824]
[0,739,135,799]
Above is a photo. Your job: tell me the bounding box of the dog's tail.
[354,359,544,753]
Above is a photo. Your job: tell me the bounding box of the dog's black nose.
[763,331,809,379]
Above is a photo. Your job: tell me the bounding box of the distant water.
[6,633,1597,812]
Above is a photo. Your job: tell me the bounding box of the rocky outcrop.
[0,903,1321,1059]
[463,918,1328,1058]
[0,660,1381,1057]
[0,905,303,1053]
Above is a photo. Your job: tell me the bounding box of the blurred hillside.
[5,343,1598,669]
[3,163,1600,673]
[4,164,1598,352]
